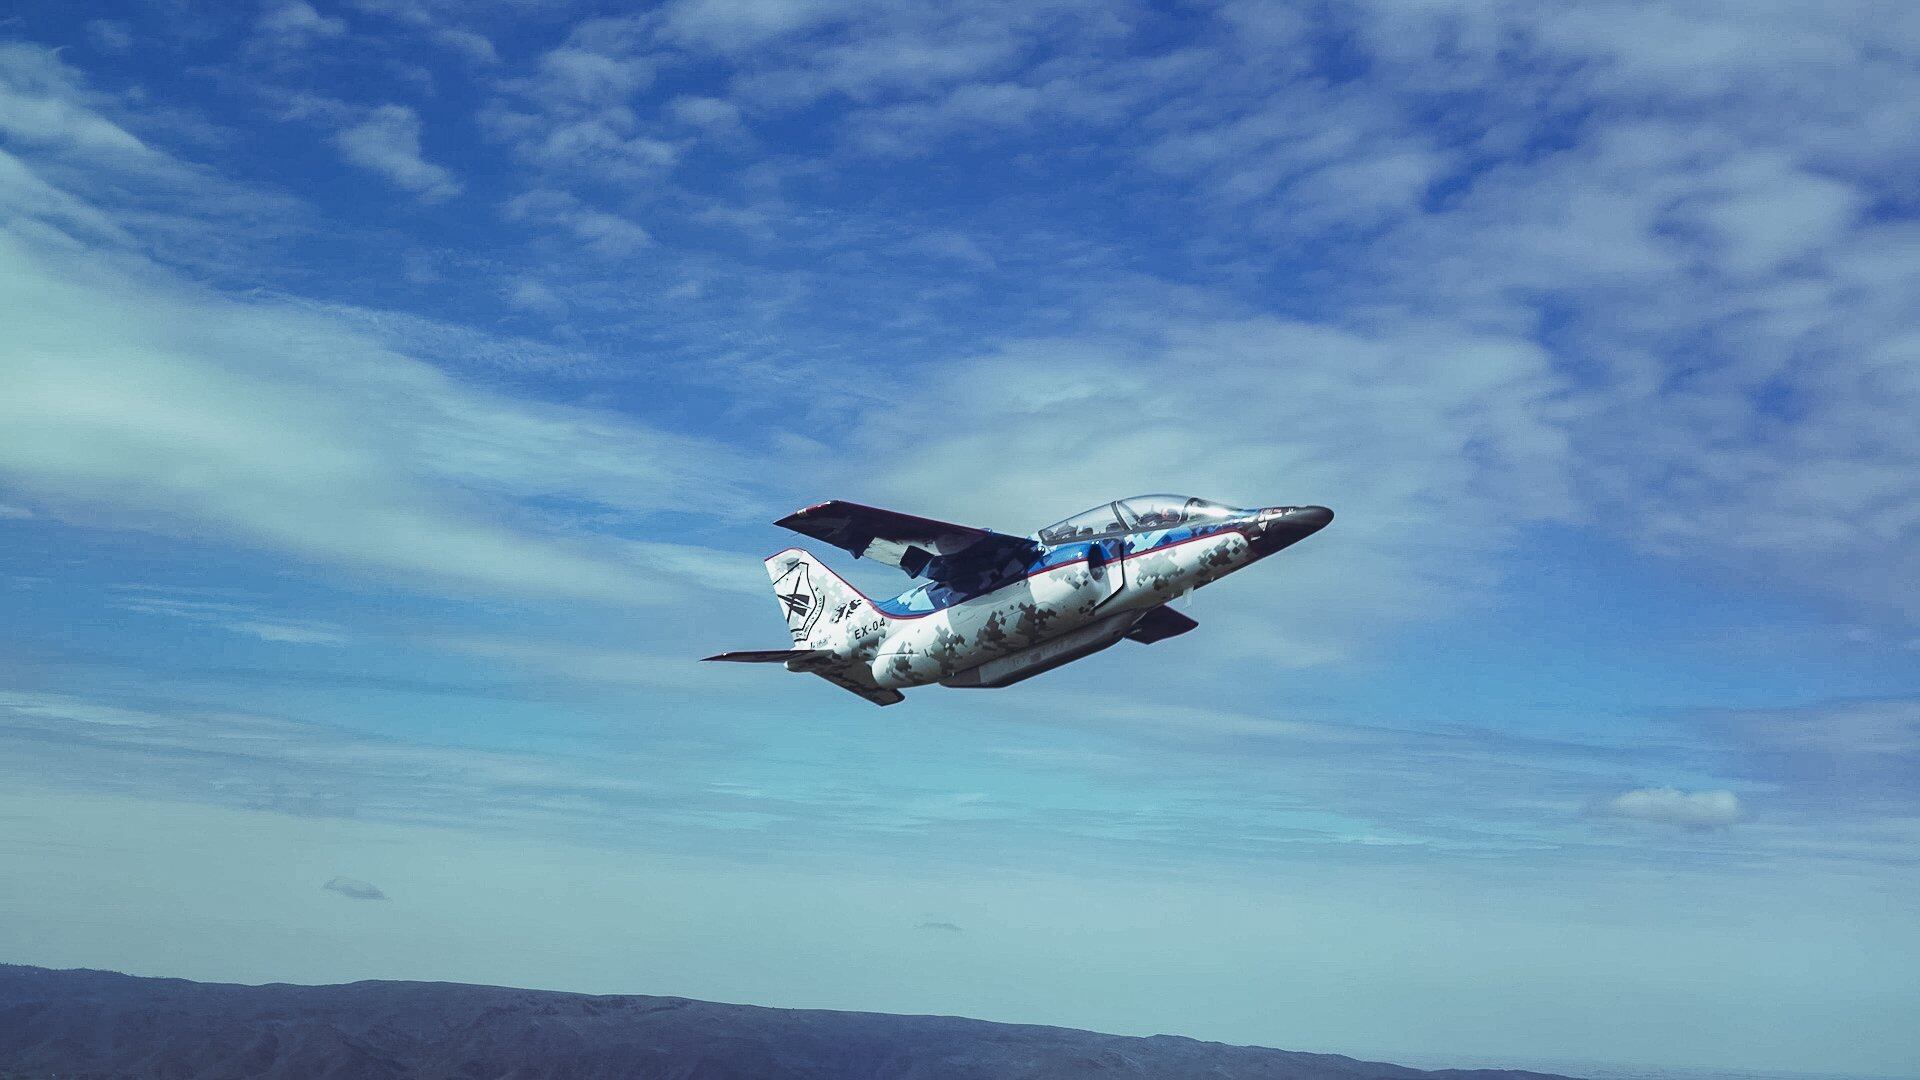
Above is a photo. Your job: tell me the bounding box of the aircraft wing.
[774,500,1036,579]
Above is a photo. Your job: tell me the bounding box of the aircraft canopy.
[1037,494,1241,546]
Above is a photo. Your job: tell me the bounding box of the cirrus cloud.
[1600,787,1742,829]
[332,104,461,201]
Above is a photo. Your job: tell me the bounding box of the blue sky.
[1,1,1917,1074]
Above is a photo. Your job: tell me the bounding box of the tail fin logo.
[772,560,822,641]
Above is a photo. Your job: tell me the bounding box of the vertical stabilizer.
[765,548,862,650]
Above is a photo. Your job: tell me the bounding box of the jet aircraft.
[703,495,1333,705]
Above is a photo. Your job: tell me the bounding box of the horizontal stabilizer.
[701,648,905,706]
[701,649,820,663]
[1126,606,1199,644]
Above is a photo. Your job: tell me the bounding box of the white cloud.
[1689,153,1863,277]
[1130,46,1461,237]
[14,3,1920,651]
[668,95,742,130]
[1104,2,1920,633]
[846,82,1055,156]
[735,31,1018,110]
[504,277,568,318]
[433,28,498,65]
[1601,787,1742,829]
[447,0,1920,641]
[113,594,350,647]
[659,0,852,50]
[257,0,348,50]
[0,45,305,276]
[331,104,462,201]
[667,94,748,146]
[85,20,135,54]
[519,15,661,109]
[0,43,162,165]
[480,106,680,181]
[0,51,751,605]
[0,150,132,247]
[503,189,654,259]
[0,687,873,843]
[342,0,496,63]
[828,309,1572,665]
[1709,699,1920,759]
[0,230,739,603]
[908,229,994,270]
[533,45,654,107]
[477,16,680,182]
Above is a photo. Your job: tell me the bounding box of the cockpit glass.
[1181,497,1238,521]
[1036,504,1124,545]
[1038,495,1244,545]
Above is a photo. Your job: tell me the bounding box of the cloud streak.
[0,45,758,605]
[256,1,347,52]
[0,233,726,604]
[111,592,350,647]
[1599,788,1742,830]
[332,104,461,201]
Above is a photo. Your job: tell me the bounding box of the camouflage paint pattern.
[755,498,1331,699]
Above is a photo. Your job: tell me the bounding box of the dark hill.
[0,964,1582,1080]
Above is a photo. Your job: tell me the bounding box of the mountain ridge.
[0,963,1586,1080]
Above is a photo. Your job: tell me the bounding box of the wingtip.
[773,500,836,528]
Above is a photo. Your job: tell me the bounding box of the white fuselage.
[735,499,1330,704]
[853,527,1256,690]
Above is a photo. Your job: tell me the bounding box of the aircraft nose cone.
[1249,505,1333,554]
[1293,505,1334,531]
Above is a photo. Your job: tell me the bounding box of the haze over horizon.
[0,2,1916,1076]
